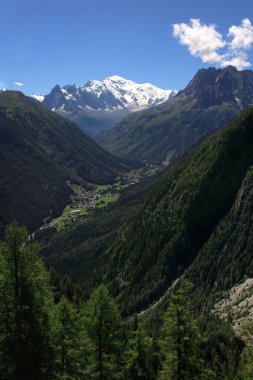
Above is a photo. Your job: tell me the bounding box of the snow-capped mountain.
[43,75,176,112]
[30,94,45,103]
[39,76,177,136]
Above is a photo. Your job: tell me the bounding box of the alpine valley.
[2,66,253,380]
[0,91,133,238]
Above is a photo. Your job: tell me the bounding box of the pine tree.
[83,284,122,380]
[159,280,206,380]
[0,222,55,380]
[54,298,83,379]
[124,316,154,379]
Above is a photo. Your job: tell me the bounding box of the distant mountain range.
[0,91,132,237]
[97,66,253,164]
[31,76,177,136]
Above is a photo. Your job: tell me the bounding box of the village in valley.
[43,164,162,231]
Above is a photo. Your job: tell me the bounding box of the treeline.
[0,223,252,380]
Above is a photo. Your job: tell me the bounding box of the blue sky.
[1,0,253,94]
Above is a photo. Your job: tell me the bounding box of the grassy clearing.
[52,205,88,231]
[95,193,119,207]
[96,184,112,191]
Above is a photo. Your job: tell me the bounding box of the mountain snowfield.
[33,75,176,111]
[72,75,177,112]
[31,76,177,136]
[30,94,44,102]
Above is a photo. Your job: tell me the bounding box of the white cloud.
[173,18,253,70]
[220,51,251,70]
[173,19,226,64]
[228,18,253,50]
[14,82,24,86]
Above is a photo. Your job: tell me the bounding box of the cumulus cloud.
[228,18,253,50]
[14,82,24,86]
[173,19,226,64]
[173,18,253,70]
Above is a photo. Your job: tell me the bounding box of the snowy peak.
[30,94,44,102]
[38,76,177,136]
[85,75,177,111]
[42,76,177,113]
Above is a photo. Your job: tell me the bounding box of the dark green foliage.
[0,224,247,379]
[235,346,253,380]
[104,107,253,314]
[124,317,154,380]
[198,316,243,379]
[3,69,253,380]
[141,295,243,380]
[54,298,83,379]
[83,284,122,379]
[0,91,133,237]
[0,222,55,380]
[50,268,83,306]
[184,162,253,311]
[38,171,161,299]
[158,281,206,380]
[41,106,253,317]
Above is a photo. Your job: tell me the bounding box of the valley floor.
[39,163,163,232]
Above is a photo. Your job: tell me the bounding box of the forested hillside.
[3,87,253,380]
[185,164,253,311]
[1,223,250,380]
[41,106,253,318]
[2,1,253,378]
[0,91,133,237]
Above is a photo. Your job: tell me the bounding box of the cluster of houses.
[37,166,161,233]
[71,189,102,210]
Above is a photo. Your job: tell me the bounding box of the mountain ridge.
[0,91,132,237]
[96,66,253,164]
[33,76,177,136]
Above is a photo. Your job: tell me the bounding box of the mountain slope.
[41,76,176,136]
[0,91,132,237]
[104,107,253,314]
[40,106,253,316]
[97,66,253,164]
[185,163,253,311]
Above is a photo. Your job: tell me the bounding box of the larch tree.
[124,316,154,380]
[159,280,206,380]
[54,297,83,379]
[0,222,55,380]
[83,284,122,380]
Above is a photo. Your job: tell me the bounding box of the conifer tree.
[0,222,55,380]
[159,280,206,380]
[55,297,83,379]
[124,316,154,379]
[83,284,122,380]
